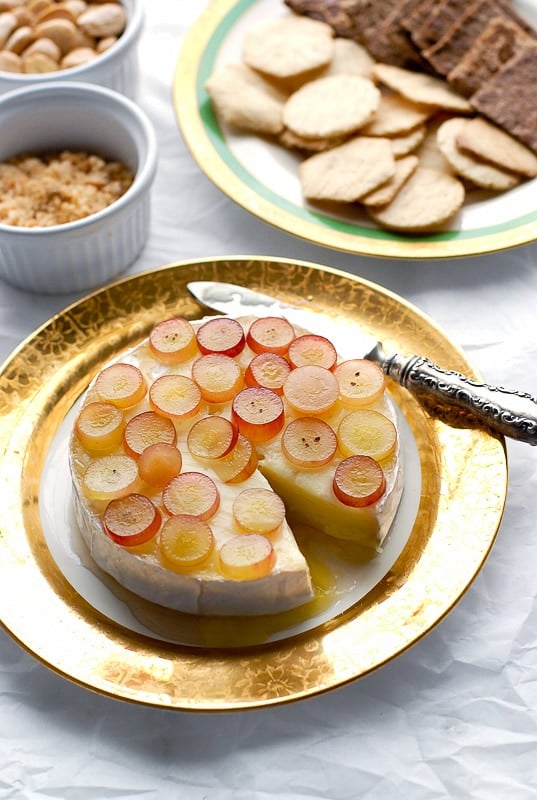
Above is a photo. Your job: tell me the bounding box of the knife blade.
[187,280,537,445]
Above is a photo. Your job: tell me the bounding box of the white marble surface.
[2,2,537,798]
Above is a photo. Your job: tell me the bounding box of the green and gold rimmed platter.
[174,0,537,260]
[0,257,507,710]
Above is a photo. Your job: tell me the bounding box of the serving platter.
[0,257,507,710]
[174,0,537,259]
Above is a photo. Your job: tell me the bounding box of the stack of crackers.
[288,0,537,154]
[205,3,537,233]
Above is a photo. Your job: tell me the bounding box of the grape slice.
[74,401,124,453]
[338,409,397,461]
[244,351,291,395]
[281,417,337,468]
[103,493,162,546]
[218,534,276,580]
[334,359,386,408]
[162,471,220,520]
[288,333,337,370]
[149,374,202,421]
[82,454,139,502]
[191,353,242,403]
[149,317,198,364]
[209,434,258,484]
[283,365,339,416]
[246,316,295,355]
[137,442,183,488]
[123,411,177,458]
[196,317,245,357]
[160,515,215,571]
[333,455,386,507]
[232,488,286,534]
[231,386,285,443]
[187,415,238,460]
[95,362,147,409]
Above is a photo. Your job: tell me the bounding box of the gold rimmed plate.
[0,257,507,710]
[174,0,537,259]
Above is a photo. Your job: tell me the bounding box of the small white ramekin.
[0,0,143,99]
[0,81,158,294]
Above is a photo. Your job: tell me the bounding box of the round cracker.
[283,74,380,139]
[320,37,375,79]
[242,16,334,79]
[372,63,473,113]
[360,91,432,136]
[205,64,287,135]
[437,117,520,190]
[300,136,395,202]
[456,116,537,178]
[368,166,465,231]
[389,125,426,157]
[279,128,346,152]
[361,155,418,206]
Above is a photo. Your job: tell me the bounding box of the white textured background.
[1,2,537,798]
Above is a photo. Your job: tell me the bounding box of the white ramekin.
[0,0,143,99]
[0,81,158,295]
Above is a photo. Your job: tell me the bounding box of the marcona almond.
[34,17,77,53]
[5,23,33,52]
[21,48,57,70]
[0,47,21,69]
[63,0,87,14]
[24,34,61,60]
[77,2,125,37]
[35,5,77,24]
[95,32,115,52]
[0,11,17,48]
[60,43,95,66]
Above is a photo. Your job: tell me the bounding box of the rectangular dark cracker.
[423,0,511,76]
[283,0,365,39]
[382,0,435,71]
[470,43,537,154]
[447,16,530,97]
[350,0,415,65]
[409,0,469,51]
[400,0,436,36]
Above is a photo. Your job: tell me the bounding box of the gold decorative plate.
[174,0,537,260]
[0,257,507,710]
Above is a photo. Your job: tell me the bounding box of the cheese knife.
[187,280,537,445]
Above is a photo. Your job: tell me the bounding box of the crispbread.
[372,63,472,112]
[284,0,364,39]
[367,166,465,231]
[410,0,468,51]
[436,117,520,190]
[283,74,380,138]
[205,64,288,135]
[242,15,334,79]
[456,116,537,177]
[470,44,537,154]
[360,154,418,205]
[382,0,434,71]
[447,16,529,97]
[300,136,395,201]
[360,91,431,136]
[423,0,508,77]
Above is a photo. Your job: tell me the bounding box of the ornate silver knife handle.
[368,344,537,445]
